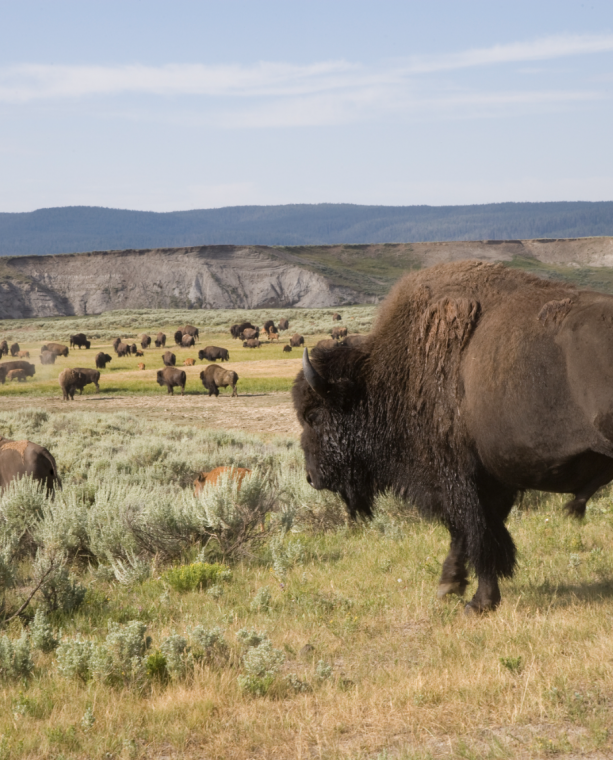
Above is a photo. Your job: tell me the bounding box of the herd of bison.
[0,312,358,400]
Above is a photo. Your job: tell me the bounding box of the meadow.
[0,307,612,759]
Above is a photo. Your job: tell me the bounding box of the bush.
[56,637,95,682]
[162,562,229,593]
[0,633,33,680]
[238,639,285,697]
[190,626,228,666]
[29,609,58,653]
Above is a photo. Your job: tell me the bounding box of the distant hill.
[2,201,613,256]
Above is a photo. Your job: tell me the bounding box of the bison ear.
[303,349,331,398]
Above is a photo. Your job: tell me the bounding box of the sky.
[1,1,613,213]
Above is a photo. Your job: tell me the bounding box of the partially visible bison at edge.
[0,436,60,494]
[0,362,35,384]
[293,260,613,615]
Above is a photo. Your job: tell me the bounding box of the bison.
[231,322,256,339]
[135,350,144,357]
[241,327,259,341]
[200,365,238,397]
[294,260,613,615]
[70,333,90,349]
[174,330,184,346]
[316,339,338,350]
[157,367,186,395]
[58,368,79,400]
[115,342,131,357]
[184,358,195,366]
[0,435,60,494]
[162,351,176,367]
[283,345,292,353]
[332,312,342,321]
[340,334,368,348]
[6,369,27,382]
[42,342,69,357]
[17,350,30,359]
[268,330,279,342]
[155,332,166,348]
[263,320,276,335]
[243,339,261,349]
[331,326,348,340]
[130,344,139,355]
[138,363,145,370]
[72,368,101,394]
[278,318,289,331]
[140,334,151,349]
[290,334,304,347]
[0,361,35,383]
[40,351,56,365]
[181,334,195,348]
[182,325,199,341]
[112,337,122,352]
[95,352,112,369]
[198,346,229,362]
[0,340,8,356]
[9,343,19,357]
[193,466,252,496]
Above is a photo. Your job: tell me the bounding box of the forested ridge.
[2,201,613,256]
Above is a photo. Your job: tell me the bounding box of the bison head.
[293,347,374,520]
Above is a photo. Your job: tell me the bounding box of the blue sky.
[1,1,613,212]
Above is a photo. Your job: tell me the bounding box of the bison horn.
[303,348,330,397]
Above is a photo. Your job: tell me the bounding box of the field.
[0,308,612,759]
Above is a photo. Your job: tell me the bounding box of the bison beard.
[293,260,613,614]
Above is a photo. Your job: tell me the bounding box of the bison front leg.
[437,532,468,599]
[167,385,174,395]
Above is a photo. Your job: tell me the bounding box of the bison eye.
[304,410,320,427]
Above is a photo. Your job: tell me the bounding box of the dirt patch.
[0,391,302,439]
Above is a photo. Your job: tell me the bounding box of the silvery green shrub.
[0,633,33,680]
[190,626,228,665]
[250,586,272,613]
[56,637,95,682]
[90,621,149,687]
[236,628,267,649]
[29,609,58,653]
[160,634,191,679]
[238,639,285,696]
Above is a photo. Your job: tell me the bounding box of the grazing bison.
[294,260,613,615]
[290,334,304,347]
[0,435,60,494]
[278,318,289,331]
[130,343,139,355]
[194,466,252,496]
[9,343,19,357]
[182,325,199,341]
[6,369,27,382]
[331,326,348,340]
[58,368,79,400]
[72,368,101,394]
[0,340,8,357]
[184,358,195,366]
[17,350,30,359]
[140,334,151,349]
[40,351,56,365]
[70,333,90,349]
[231,322,256,339]
[157,367,186,395]
[42,342,69,357]
[283,345,292,353]
[332,312,342,321]
[181,334,195,348]
[0,361,35,383]
[263,320,276,335]
[200,365,239,397]
[241,327,259,342]
[198,346,229,362]
[340,334,368,348]
[243,339,261,349]
[138,363,145,370]
[95,352,112,369]
[115,342,131,357]
[155,332,166,348]
[174,330,184,346]
[162,351,176,367]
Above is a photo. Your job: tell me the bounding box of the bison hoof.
[564,497,586,520]
[464,599,498,615]
[437,581,467,599]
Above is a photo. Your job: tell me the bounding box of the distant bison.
[278,318,289,331]
[155,332,166,348]
[200,365,239,397]
[95,352,112,369]
[0,341,8,357]
[0,435,60,494]
[135,350,144,357]
[340,333,368,348]
[331,326,348,340]
[0,361,35,383]
[112,337,122,352]
[140,334,151,349]
[290,334,305,347]
[17,350,30,359]
[9,343,20,357]
[182,325,199,341]
[41,342,69,357]
[198,346,229,362]
[231,322,256,339]
[70,333,90,349]
[6,369,27,382]
[184,358,196,366]
[241,327,259,341]
[40,351,56,365]
[243,339,261,349]
[332,312,342,321]
[268,330,279,342]
[72,368,101,394]
[157,367,186,395]
[115,342,131,357]
[263,320,276,335]
[283,345,292,353]
[162,351,176,367]
[138,363,145,370]
[193,466,252,496]
[130,344,139,355]
[58,368,79,400]
[181,334,195,348]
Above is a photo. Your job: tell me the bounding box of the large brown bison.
[294,260,613,615]
[0,361,35,383]
[58,368,79,400]
[182,325,199,341]
[0,435,60,494]
[9,343,20,357]
[263,320,276,335]
[72,368,100,394]
[181,334,195,348]
[198,346,229,362]
[115,342,131,357]
[40,351,56,365]
[290,334,304,347]
[200,365,238,397]
[0,340,8,357]
[241,327,259,341]
[332,312,342,321]
[231,322,256,339]
[130,343,139,355]
[157,367,186,395]
[42,342,69,357]
[112,337,122,352]
[140,334,151,349]
[95,352,112,369]
[283,345,292,353]
[331,326,348,340]
[155,332,166,348]
[162,351,176,367]
[193,466,251,496]
[243,339,261,349]
[278,318,289,331]
[70,333,90,349]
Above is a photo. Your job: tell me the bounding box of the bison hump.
[420,296,481,360]
[538,298,573,327]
